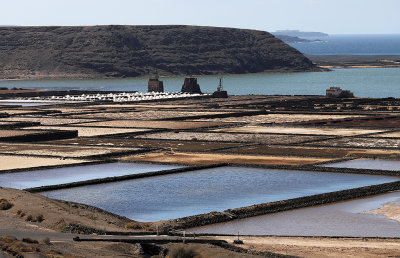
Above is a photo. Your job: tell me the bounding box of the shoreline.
[307,54,400,68]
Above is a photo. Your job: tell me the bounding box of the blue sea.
[1,34,399,97]
[289,34,400,55]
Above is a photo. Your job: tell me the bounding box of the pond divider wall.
[25,163,228,193]
[169,180,400,229]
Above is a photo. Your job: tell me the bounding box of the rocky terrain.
[0,25,319,80]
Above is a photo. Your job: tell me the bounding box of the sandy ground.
[0,154,91,171]
[214,236,400,258]
[0,116,97,125]
[0,187,133,233]
[367,201,400,222]
[25,126,150,137]
[121,151,331,166]
[193,114,365,124]
[0,109,43,115]
[370,131,400,138]
[0,143,139,158]
[49,137,244,152]
[221,144,400,158]
[71,110,233,120]
[0,129,42,137]
[307,137,400,149]
[78,120,231,129]
[137,131,329,144]
[216,125,385,136]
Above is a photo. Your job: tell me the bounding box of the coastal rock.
[0,25,320,80]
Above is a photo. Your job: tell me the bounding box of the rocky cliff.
[0,25,320,80]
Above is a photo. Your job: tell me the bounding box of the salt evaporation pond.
[0,162,183,189]
[322,159,400,171]
[42,167,399,221]
[189,191,400,237]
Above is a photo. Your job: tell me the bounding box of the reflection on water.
[0,162,183,189]
[322,159,400,171]
[42,167,399,221]
[190,191,400,237]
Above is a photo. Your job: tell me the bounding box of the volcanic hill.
[0,25,319,80]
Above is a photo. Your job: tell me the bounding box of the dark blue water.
[43,167,399,221]
[290,34,400,55]
[0,163,182,189]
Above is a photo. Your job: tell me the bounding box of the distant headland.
[0,25,321,80]
[273,30,329,37]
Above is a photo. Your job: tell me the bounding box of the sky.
[1,0,399,34]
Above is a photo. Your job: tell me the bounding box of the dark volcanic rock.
[0,25,320,80]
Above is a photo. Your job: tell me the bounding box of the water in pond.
[0,162,183,189]
[42,167,399,221]
[322,159,400,171]
[1,68,400,98]
[189,191,400,237]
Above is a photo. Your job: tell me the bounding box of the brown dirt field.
[0,188,133,233]
[0,154,90,171]
[0,89,40,94]
[25,126,150,137]
[216,125,384,136]
[0,109,43,115]
[213,236,400,258]
[0,129,42,137]
[121,152,331,166]
[305,116,400,128]
[48,138,243,152]
[193,114,365,124]
[0,143,139,158]
[370,131,400,138]
[0,116,97,125]
[307,137,400,149]
[163,243,260,258]
[71,110,233,120]
[78,120,232,129]
[220,145,400,158]
[87,104,193,108]
[137,131,329,144]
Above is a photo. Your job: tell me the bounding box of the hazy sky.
[2,0,399,34]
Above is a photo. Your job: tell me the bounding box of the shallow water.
[189,191,400,237]
[322,159,400,171]
[1,68,400,98]
[0,162,182,189]
[42,166,399,221]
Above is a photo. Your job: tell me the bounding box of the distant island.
[273,30,329,37]
[0,25,321,80]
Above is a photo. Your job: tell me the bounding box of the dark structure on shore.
[148,74,164,92]
[326,87,354,98]
[181,78,202,94]
[212,77,228,98]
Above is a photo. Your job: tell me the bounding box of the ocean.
[1,34,399,97]
[289,34,400,55]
